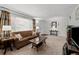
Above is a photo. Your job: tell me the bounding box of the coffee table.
[31,36,47,51]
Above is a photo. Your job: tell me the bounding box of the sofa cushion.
[19,35,37,41]
[13,31,32,38]
[20,31,32,37]
[19,37,30,41]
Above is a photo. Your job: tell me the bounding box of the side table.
[50,30,58,36]
[1,37,15,55]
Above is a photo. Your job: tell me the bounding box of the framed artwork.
[51,21,57,28]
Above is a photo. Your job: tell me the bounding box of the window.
[11,17,33,32]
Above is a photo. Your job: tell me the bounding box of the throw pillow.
[15,33,22,40]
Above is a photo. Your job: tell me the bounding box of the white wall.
[69,5,79,26]
[49,17,67,37]
[36,17,68,37]
[35,18,49,34]
[38,20,50,34]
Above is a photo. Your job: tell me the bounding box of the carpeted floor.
[0,35,66,55]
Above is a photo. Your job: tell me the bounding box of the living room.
[0,4,79,55]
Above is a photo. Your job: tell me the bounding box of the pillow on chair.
[15,34,22,40]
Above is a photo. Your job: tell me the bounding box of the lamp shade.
[36,26,39,30]
[2,25,11,31]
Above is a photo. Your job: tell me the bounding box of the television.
[72,27,79,47]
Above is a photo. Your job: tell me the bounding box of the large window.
[11,17,33,32]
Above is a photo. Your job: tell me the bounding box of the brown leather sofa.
[13,31,38,49]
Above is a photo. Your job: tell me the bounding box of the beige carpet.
[0,35,66,55]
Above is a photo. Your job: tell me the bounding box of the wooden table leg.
[3,47,7,55]
[3,41,7,55]
[3,40,13,55]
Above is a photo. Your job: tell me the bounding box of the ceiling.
[0,4,78,18]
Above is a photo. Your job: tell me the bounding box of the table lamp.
[36,26,39,32]
[2,25,11,38]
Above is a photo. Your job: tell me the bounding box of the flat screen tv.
[72,27,79,47]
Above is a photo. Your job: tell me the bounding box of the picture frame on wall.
[51,21,57,28]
